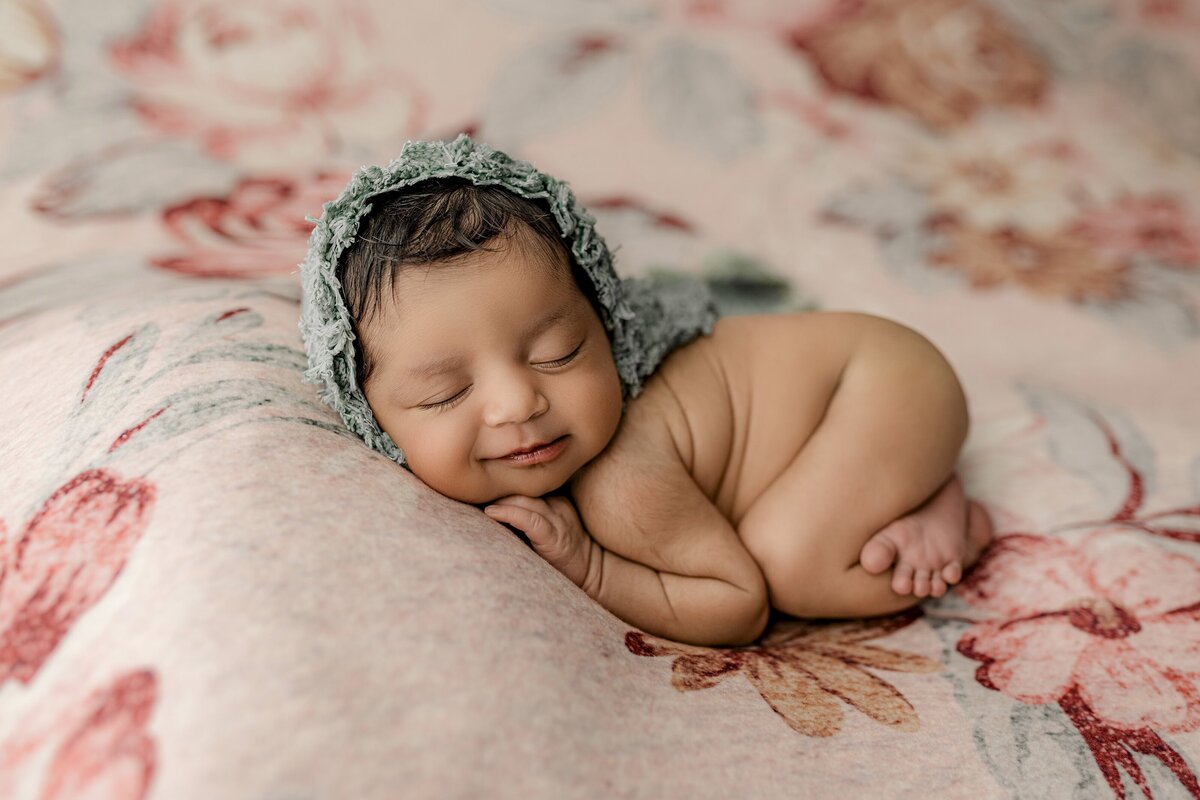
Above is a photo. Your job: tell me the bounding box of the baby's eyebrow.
[405,353,468,381]
[405,306,574,380]
[526,305,575,339]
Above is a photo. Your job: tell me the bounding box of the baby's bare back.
[571,311,979,621]
[588,312,854,526]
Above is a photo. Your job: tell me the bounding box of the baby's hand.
[484,495,594,590]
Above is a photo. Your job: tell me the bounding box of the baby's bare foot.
[859,474,990,599]
[964,500,994,567]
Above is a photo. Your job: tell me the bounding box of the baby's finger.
[484,503,554,545]
[930,573,948,598]
[543,494,578,520]
[489,495,553,519]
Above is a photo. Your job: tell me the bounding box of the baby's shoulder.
[571,384,685,493]
[567,387,717,551]
[568,332,728,494]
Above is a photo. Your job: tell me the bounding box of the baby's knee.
[743,523,851,613]
[850,316,968,452]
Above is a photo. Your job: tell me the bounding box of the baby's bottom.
[736,312,990,618]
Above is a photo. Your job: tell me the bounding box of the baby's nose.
[482,378,548,427]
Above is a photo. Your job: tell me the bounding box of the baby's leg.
[737,313,980,618]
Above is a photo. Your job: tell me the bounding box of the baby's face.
[361,234,623,505]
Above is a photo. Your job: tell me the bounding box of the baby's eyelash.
[421,388,469,411]
[418,343,583,412]
[538,343,583,368]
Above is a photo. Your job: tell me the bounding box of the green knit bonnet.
[298,134,718,468]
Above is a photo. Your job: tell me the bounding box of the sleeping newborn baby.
[300,136,993,647]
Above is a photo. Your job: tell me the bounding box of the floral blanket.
[2,1,1198,798]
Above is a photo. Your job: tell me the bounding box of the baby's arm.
[486,489,768,647]
[486,414,769,647]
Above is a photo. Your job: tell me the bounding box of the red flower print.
[0,670,158,800]
[1069,193,1200,270]
[957,530,1200,797]
[153,170,350,278]
[0,470,155,686]
[109,0,428,165]
[81,333,135,406]
[959,531,1200,730]
[38,670,158,800]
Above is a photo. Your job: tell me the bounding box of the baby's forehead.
[391,242,576,299]
[373,255,581,332]
[379,280,587,379]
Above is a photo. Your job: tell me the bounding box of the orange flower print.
[627,613,939,736]
[899,127,1082,234]
[925,214,1132,302]
[791,0,1047,129]
[0,0,59,92]
[0,470,155,686]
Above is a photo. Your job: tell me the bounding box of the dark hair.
[336,177,603,390]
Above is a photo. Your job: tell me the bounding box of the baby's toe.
[859,533,899,575]
[892,563,915,595]
[912,569,933,598]
[930,573,948,598]
[941,560,963,585]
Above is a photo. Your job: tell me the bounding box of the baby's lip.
[494,435,565,459]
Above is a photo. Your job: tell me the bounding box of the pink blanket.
[2,1,1198,797]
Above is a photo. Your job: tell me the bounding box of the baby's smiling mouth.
[492,435,568,463]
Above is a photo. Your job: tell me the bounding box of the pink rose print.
[0,470,156,686]
[790,0,1047,129]
[1068,193,1200,270]
[957,530,1200,797]
[1137,0,1200,29]
[154,170,351,278]
[0,670,158,800]
[38,670,158,800]
[109,0,428,165]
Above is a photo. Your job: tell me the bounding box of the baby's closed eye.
[537,341,583,368]
[420,388,470,411]
[416,341,585,411]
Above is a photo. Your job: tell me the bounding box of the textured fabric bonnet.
[298,134,718,468]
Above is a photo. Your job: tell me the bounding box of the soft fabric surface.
[2,1,1199,798]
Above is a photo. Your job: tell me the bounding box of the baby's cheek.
[576,369,622,449]
[405,431,490,502]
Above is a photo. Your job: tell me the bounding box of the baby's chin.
[415,462,575,507]
[486,469,573,504]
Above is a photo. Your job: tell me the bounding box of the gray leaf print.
[642,38,763,160]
